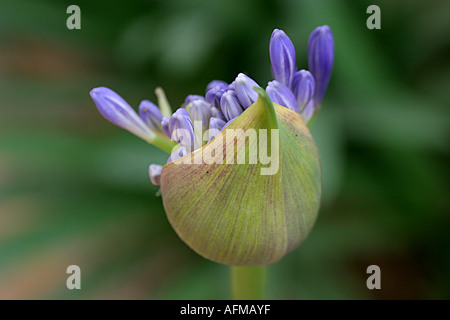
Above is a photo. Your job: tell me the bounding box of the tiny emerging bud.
[220,90,244,121]
[266,80,299,113]
[168,108,196,151]
[139,100,163,131]
[308,25,334,104]
[149,164,163,186]
[270,29,297,88]
[184,95,206,106]
[234,73,260,109]
[90,87,153,141]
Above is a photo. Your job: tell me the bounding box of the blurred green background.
[0,0,448,299]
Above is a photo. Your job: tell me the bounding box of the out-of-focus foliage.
[0,0,448,299]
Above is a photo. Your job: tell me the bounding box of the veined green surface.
[160,91,321,265]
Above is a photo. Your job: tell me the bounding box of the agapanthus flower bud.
[161,89,321,265]
[184,94,206,106]
[206,85,226,109]
[206,80,228,92]
[208,117,227,141]
[308,25,334,104]
[149,164,163,186]
[266,80,299,113]
[234,73,260,109]
[210,107,227,122]
[270,29,297,88]
[90,87,153,141]
[139,100,163,131]
[168,108,196,151]
[161,116,171,139]
[190,99,212,146]
[293,70,315,112]
[220,90,244,121]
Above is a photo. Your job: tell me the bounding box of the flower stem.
[148,134,177,154]
[230,266,266,300]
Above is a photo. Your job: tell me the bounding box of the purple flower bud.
[190,99,212,135]
[206,80,228,92]
[292,70,315,113]
[184,95,206,106]
[270,29,297,88]
[206,85,226,109]
[266,80,299,113]
[308,25,334,104]
[167,146,189,163]
[220,90,244,121]
[208,117,227,141]
[234,73,260,109]
[161,116,171,138]
[168,108,196,151]
[210,107,227,122]
[228,80,236,90]
[90,87,152,140]
[139,100,163,131]
[149,164,163,186]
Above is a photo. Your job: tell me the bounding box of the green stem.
[148,134,177,154]
[230,266,266,300]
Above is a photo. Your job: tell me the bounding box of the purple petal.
[308,25,334,104]
[148,164,163,186]
[139,100,163,131]
[168,108,196,151]
[184,94,206,106]
[270,29,297,88]
[220,90,244,121]
[167,146,189,163]
[208,117,227,142]
[206,80,228,92]
[206,86,226,109]
[266,80,299,113]
[234,73,260,109]
[190,99,212,134]
[161,116,171,138]
[292,70,315,113]
[90,87,152,140]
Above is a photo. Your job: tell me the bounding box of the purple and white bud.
[292,70,315,112]
[184,94,206,106]
[168,108,196,151]
[139,100,163,131]
[206,85,226,109]
[206,80,228,93]
[220,90,244,121]
[234,73,260,109]
[208,117,227,142]
[90,87,153,140]
[308,25,334,104]
[161,116,171,139]
[266,80,299,113]
[191,99,212,146]
[149,164,163,186]
[270,29,297,88]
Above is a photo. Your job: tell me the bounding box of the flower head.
[90,26,334,266]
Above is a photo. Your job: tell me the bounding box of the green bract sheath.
[160,90,321,265]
